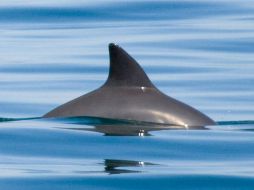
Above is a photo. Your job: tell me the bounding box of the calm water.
[0,1,254,189]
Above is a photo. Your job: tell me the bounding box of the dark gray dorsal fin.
[104,43,155,88]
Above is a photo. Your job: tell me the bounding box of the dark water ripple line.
[1,116,254,127]
[0,117,41,122]
[0,116,176,127]
[0,2,245,23]
[217,120,254,125]
[0,175,254,190]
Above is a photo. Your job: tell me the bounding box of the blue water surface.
[0,0,254,189]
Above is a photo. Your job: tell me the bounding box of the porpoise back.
[43,43,215,128]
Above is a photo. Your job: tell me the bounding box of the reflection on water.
[2,116,254,135]
[0,116,199,135]
[54,116,185,136]
[104,159,155,175]
[0,156,155,176]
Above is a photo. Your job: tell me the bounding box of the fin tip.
[109,43,119,50]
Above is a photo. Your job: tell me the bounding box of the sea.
[0,1,254,189]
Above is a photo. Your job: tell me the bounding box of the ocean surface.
[0,0,254,189]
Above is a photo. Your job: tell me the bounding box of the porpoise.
[43,43,215,129]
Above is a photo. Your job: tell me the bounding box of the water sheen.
[0,1,254,189]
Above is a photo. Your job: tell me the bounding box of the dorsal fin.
[104,43,155,88]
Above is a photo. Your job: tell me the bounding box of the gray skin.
[43,43,215,128]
